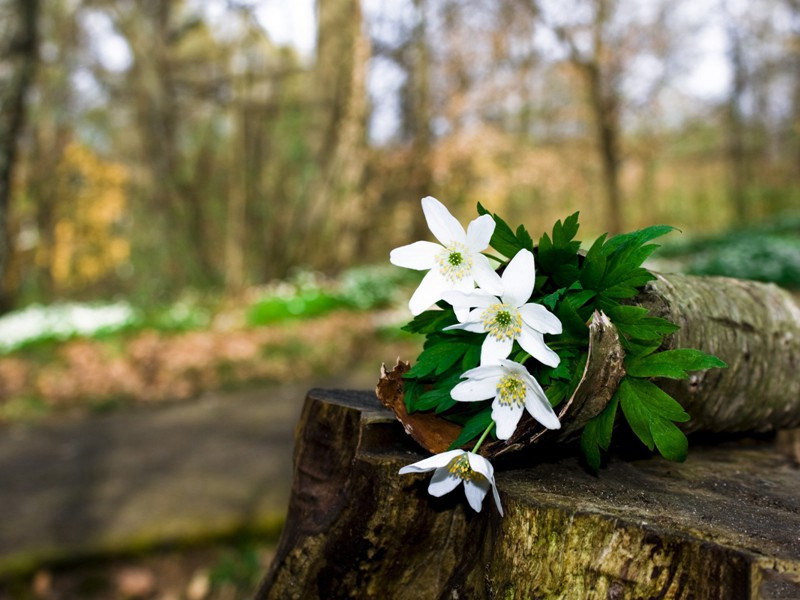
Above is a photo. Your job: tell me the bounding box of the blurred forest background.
[2,0,799,311]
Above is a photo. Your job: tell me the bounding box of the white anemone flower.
[442,249,562,367]
[451,359,560,439]
[389,196,503,316]
[399,449,503,515]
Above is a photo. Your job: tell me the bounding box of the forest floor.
[0,373,381,599]
[0,307,419,423]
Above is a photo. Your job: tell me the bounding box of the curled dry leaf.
[375,312,625,458]
[376,359,462,454]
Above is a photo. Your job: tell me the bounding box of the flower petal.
[466,214,495,252]
[496,358,528,376]
[490,480,504,516]
[408,269,447,315]
[472,254,503,296]
[454,306,471,322]
[461,364,505,380]
[428,468,462,497]
[500,249,535,307]
[524,387,561,430]
[451,377,499,402]
[389,241,442,270]
[442,289,496,309]
[462,478,490,512]
[517,326,561,368]
[398,449,464,474]
[481,335,513,365]
[422,196,466,246]
[466,453,502,515]
[466,452,494,480]
[519,302,562,334]
[443,321,486,334]
[491,398,525,440]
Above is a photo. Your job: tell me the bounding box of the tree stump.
[256,389,800,600]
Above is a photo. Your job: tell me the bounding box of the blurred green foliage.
[209,544,264,595]
[0,265,420,355]
[659,213,800,288]
[246,265,420,326]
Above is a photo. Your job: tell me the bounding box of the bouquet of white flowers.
[380,197,726,515]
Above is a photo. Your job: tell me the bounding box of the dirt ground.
[0,542,276,600]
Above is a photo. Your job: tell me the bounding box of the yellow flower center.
[496,373,527,408]
[481,303,522,340]
[447,454,481,481]
[436,243,473,282]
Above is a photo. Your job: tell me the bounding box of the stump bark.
[256,389,800,600]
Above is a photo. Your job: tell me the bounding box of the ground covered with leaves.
[0,541,274,600]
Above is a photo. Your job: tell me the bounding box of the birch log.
[637,273,800,433]
[376,273,800,456]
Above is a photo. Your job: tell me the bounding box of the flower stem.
[471,421,495,453]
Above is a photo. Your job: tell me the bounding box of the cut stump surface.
[256,389,800,600]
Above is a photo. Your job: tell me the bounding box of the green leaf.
[615,317,680,341]
[604,225,676,255]
[545,380,570,407]
[618,379,655,450]
[626,349,727,380]
[623,378,690,422]
[580,391,620,471]
[555,298,589,340]
[415,387,453,411]
[537,213,581,274]
[619,336,661,359]
[617,377,692,461]
[477,202,523,258]
[461,343,481,371]
[541,287,566,310]
[403,379,423,412]
[552,264,582,288]
[605,304,649,324]
[402,309,458,334]
[580,233,608,289]
[448,408,493,449]
[566,290,597,310]
[650,418,688,462]
[516,224,534,251]
[596,392,620,450]
[405,340,472,379]
[602,269,656,299]
[434,395,458,414]
[553,212,581,249]
[580,426,602,472]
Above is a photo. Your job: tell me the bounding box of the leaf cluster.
[401,206,727,468]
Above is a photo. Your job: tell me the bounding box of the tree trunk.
[306,0,369,269]
[0,0,38,312]
[256,389,800,600]
[584,60,623,235]
[726,22,749,225]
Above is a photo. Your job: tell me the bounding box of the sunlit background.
[0,0,798,597]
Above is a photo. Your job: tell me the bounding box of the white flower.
[451,359,560,440]
[442,249,562,367]
[389,196,503,316]
[398,449,503,515]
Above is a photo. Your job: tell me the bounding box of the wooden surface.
[257,388,800,599]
